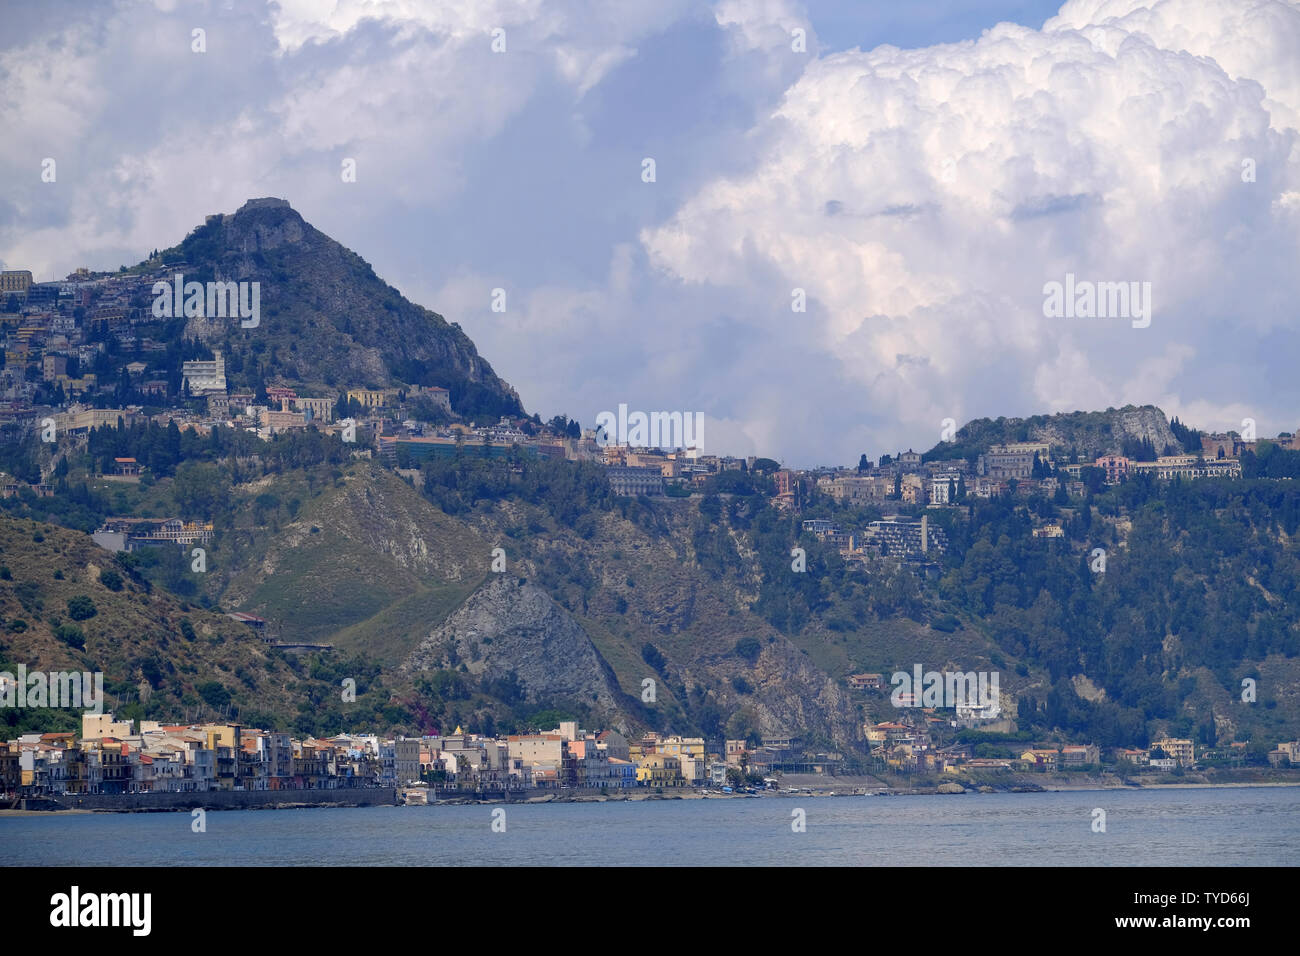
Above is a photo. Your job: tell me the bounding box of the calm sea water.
[5,786,1298,866]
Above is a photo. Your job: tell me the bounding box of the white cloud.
[643,0,1300,462]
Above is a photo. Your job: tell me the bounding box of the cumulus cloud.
[0,0,693,275]
[643,0,1300,462]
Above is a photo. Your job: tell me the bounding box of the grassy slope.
[215,464,492,660]
[0,515,308,728]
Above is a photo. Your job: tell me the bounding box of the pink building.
[1094,455,1130,484]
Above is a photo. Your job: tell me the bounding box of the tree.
[858,454,870,473]
[172,462,226,518]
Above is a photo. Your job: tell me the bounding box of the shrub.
[99,569,124,592]
[55,623,85,649]
[197,681,231,708]
[641,643,667,672]
[66,596,98,621]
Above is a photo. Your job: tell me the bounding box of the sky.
[1,0,1297,467]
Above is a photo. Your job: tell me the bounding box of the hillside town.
[2,264,1294,527]
[3,263,1299,802]
[5,704,1297,805]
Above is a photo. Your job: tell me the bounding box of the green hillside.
[0,515,408,739]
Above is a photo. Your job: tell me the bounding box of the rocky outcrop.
[747,642,860,745]
[403,578,625,714]
[1032,405,1178,457]
[940,404,1182,459]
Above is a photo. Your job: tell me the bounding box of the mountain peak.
[235,197,293,214]
[149,199,522,418]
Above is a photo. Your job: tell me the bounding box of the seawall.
[43,787,397,812]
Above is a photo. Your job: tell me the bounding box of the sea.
[5,785,1298,866]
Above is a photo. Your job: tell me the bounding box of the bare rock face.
[1030,405,1180,457]
[747,641,860,744]
[403,578,624,713]
[225,198,308,262]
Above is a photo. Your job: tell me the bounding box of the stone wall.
[48,787,396,812]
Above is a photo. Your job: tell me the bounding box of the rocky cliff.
[402,578,628,721]
[925,404,1183,461]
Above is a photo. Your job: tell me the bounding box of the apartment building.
[181,351,227,394]
[605,465,665,496]
[863,515,947,557]
[1150,738,1195,766]
[980,445,1038,480]
[1095,455,1131,485]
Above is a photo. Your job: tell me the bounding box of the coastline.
[8,776,1299,814]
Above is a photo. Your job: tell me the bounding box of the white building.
[181,350,226,395]
[929,472,962,504]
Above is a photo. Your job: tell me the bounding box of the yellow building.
[55,407,142,433]
[204,724,242,751]
[347,388,387,408]
[656,736,706,759]
[82,713,135,739]
[1151,738,1195,766]
[0,270,33,293]
[636,753,684,787]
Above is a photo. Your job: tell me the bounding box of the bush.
[734,637,762,663]
[66,596,98,621]
[99,569,124,592]
[641,643,667,673]
[55,623,85,649]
